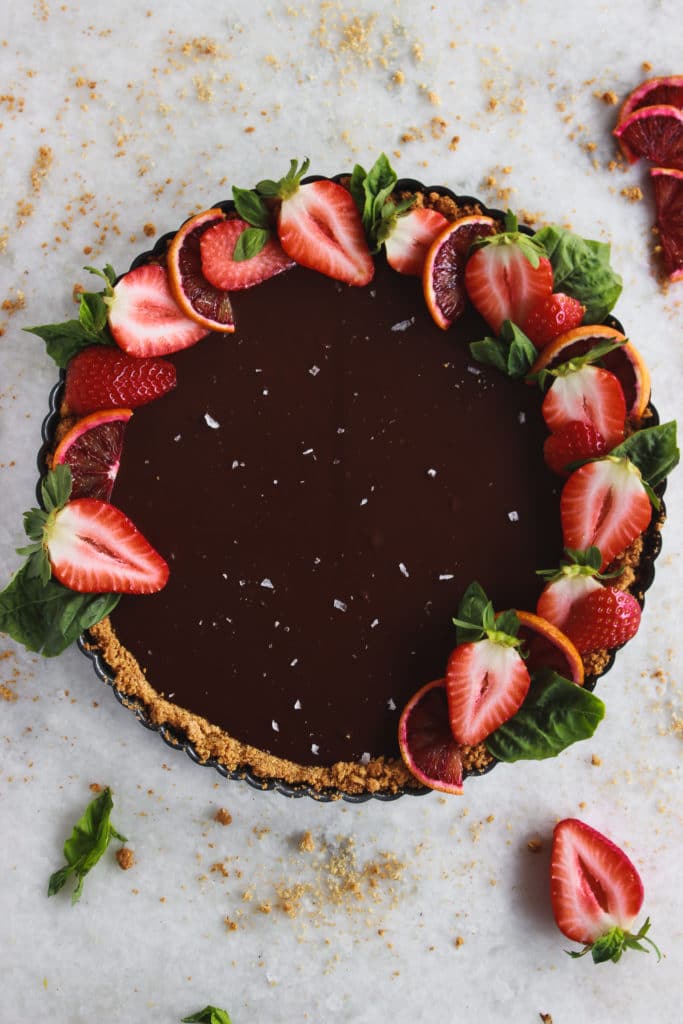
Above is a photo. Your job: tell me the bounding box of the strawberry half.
[64,346,176,415]
[551,818,660,964]
[464,215,553,333]
[564,587,642,654]
[199,218,295,291]
[536,547,606,632]
[257,159,374,286]
[560,457,652,570]
[446,639,530,745]
[46,497,169,594]
[521,292,585,349]
[542,364,626,450]
[384,206,449,277]
[544,421,609,476]
[107,264,209,357]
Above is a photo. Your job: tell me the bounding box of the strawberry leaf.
[42,464,72,512]
[485,669,605,761]
[470,320,538,378]
[452,581,490,643]
[48,787,126,904]
[25,265,118,368]
[610,421,679,490]
[532,226,623,323]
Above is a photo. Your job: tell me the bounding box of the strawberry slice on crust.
[199,218,295,291]
[551,818,659,963]
[64,346,176,415]
[560,457,652,571]
[108,263,209,357]
[276,175,374,286]
[384,206,449,277]
[446,638,530,746]
[565,587,642,654]
[46,498,169,594]
[542,365,626,450]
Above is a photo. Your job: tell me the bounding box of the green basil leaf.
[610,421,679,489]
[0,563,119,657]
[233,226,270,262]
[41,464,72,513]
[350,153,405,250]
[485,670,605,762]
[24,321,113,369]
[232,186,270,229]
[533,225,622,323]
[49,788,126,904]
[453,581,490,644]
[78,291,108,336]
[181,1008,233,1024]
[470,320,538,378]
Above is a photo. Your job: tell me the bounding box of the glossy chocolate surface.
[110,257,562,765]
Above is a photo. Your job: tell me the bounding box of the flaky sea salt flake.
[387,698,397,711]
[294,699,302,710]
[508,510,520,523]
[309,365,320,376]
[360,752,371,765]
[311,743,320,756]
[204,413,220,429]
[399,562,410,578]
[333,598,347,612]
[260,578,274,589]
[439,573,454,581]
[391,316,415,332]
[272,720,280,732]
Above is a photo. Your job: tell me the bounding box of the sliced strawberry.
[537,572,604,632]
[45,498,169,594]
[560,457,652,570]
[199,218,295,290]
[542,365,626,450]
[64,347,176,415]
[521,292,585,349]
[544,421,609,476]
[551,818,659,963]
[464,223,553,333]
[384,206,449,276]
[446,638,530,745]
[107,264,209,357]
[564,587,642,653]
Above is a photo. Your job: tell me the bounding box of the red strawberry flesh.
[544,421,608,476]
[446,638,530,746]
[465,242,553,334]
[64,347,176,415]
[46,498,169,594]
[199,218,295,290]
[277,179,374,286]
[542,365,626,450]
[522,292,585,349]
[537,573,603,633]
[564,586,642,653]
[108,263,209,357]
[385,206,448,277]
[551,818,644,945]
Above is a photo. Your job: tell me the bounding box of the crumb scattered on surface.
[116,847,135,871]
[527,838,543,853]
[591,754,602,766]
[621,186,643,202]
[214,807,232,826]
[299,830,316,853]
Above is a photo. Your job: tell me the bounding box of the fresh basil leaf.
[25,321,113,369]
[350,153,407,251]
[533,225,622,323]
[232,186,271,229]
[0,562,120,657]
[41,464,72,513]
[470,320,538,379]
[453,581,490,644]
[233,226,270,262]
[610,421,679,490]
[349,162,368,217]
[79,290,108,336]
[495,609,520,639]
[485,670,605,762]
[181,1007,232,1024]
[48,788,126,904]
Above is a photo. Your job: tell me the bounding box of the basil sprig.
[470,320,538,379]
[181,1008,232,1024]
[350,153,415,252]
[25,265,117,368]
[485,670,605,762]
[48,788,127,904]
[532,225,622,323]
[610,421,679,491]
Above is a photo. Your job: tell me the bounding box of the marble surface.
[1,1,681,1021]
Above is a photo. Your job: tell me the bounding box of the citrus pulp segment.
[52,408,133,501]
[423,214,497,329]
[650,166,683,281]
[398,679,465,794]
[167,209,236,332]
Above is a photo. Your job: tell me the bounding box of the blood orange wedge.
[167,209,235,333]
[513,610,585,685]
[651,166,683,281]
[616,75,683,163]
[423,214,497,329]
[398,679,464,794]
[529,324,651,424]
[613,104,683,170]
[52,408,133,501]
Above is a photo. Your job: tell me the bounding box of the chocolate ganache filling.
[109,254,562,766]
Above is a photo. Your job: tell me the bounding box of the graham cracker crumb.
[89,782,102,793]
[116,847,135,871]
[299,830,316,853]
[621,186,644,202]
[599,90,618,105]
[591,754,602,767]
[455,935,465,948]
[214,807,233,825]
[143,222,156,237]
[527,838,543,853]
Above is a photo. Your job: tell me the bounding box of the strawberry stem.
[567,917,661,965]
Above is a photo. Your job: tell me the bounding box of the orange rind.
[167,208,235,333]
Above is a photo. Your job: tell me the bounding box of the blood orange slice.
[530,324,651,424]
[398,679,464,794]
[650,166,683,281]
[616,75,683,163]
[52,408,133,501]
[613,104,683,170]
[514,610,585,685]
[423,214,497,329]
[167,209,235,333]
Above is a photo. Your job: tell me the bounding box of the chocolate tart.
[43,178,666,800]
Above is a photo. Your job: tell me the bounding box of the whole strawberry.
[565,586,641,653]
[544,420,608,476]
[64,346,176,415]
[521,291,585,348]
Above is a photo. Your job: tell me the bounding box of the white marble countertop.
[1,2,681,1021]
